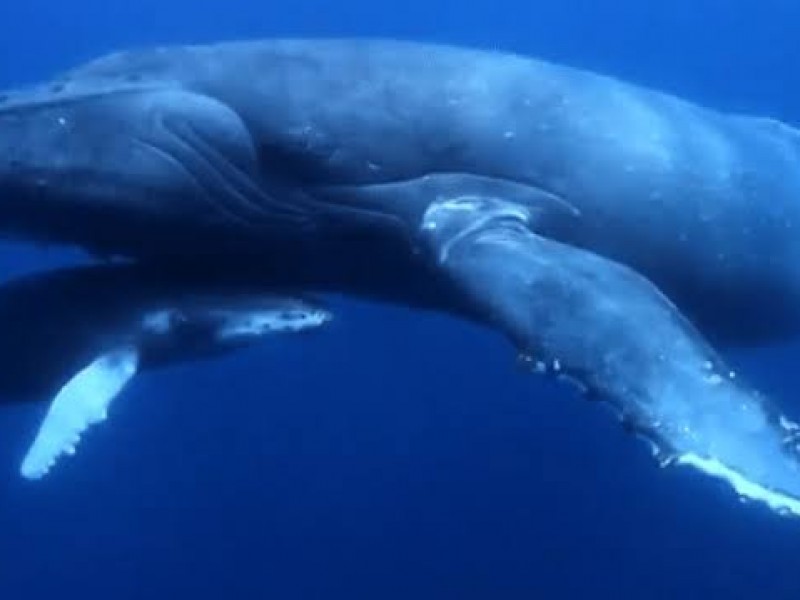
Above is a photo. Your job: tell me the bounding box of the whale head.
[138,291,332,364]
[0,78,285,259]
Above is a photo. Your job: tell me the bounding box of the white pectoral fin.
[20,346,139,480]
[421,196,800,518]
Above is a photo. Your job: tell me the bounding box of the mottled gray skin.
[0,263,328,403]
[2,39,800,512]
[1,39,798,339]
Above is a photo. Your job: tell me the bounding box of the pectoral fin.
[421,196,800,517]
[20,347,139,480]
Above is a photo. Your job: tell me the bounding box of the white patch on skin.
[215,308,331,340]
[678,453,800,517]
[780,416,800,432]
[20,347,139,480]
[422,197,531,263]
[141,309,177,334]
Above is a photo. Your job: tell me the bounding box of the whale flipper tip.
[421,194,800,519]
[20,347,139,480]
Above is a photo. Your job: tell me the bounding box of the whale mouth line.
[677,453,800,517]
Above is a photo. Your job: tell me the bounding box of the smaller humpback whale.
[0,264,331,479]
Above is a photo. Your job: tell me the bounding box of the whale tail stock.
[421,194,800,518]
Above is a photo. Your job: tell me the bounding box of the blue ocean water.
[0,1,799,598]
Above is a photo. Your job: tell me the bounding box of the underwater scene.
[0,0,799,598]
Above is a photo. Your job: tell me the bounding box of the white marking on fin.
[20,347,139,480]
[677,453,800,517]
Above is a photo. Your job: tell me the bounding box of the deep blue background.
[1,1,800,598]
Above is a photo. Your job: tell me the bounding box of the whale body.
[0,39,799,516]
[0,263,330,479]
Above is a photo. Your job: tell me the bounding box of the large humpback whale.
[1,38,800,516]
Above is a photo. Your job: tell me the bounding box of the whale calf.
[0,264,330,479]
[0,39,799,516]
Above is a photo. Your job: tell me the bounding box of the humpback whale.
[0,38,799,516]
[0,264,330,479]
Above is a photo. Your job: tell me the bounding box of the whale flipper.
[20,347,139,480]
[421,196,800,517]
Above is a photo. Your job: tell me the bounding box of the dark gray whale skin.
[0,263,329,402]
[2,38,800,514]
[2,39,799,340]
